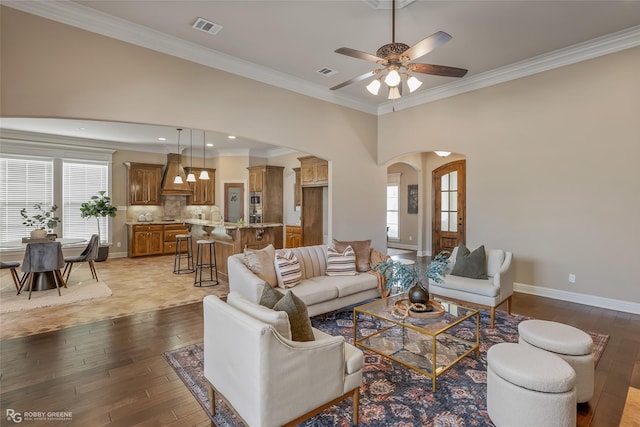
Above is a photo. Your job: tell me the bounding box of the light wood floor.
[1,253,638,426]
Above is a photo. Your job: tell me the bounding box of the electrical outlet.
[117,242,121,248]
[409,235,412,241]
[569,274,576,283]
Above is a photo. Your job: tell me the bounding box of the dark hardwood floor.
[1,255,638,426]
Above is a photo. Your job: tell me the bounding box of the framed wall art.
[408,184,418,214]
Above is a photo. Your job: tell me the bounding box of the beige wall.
[379,47,640,303]
[1,7,385,250]
[387,162,419,248]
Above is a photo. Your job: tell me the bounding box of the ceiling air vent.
[316,67,338,77]
[192,17,223,35]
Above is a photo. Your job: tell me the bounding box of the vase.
[408,284,431,311]
[30,229,47,239]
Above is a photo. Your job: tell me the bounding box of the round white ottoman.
[518,319,594,403]
[487,343,576,427]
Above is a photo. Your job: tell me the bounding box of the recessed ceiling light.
[78,127,86,131]
[158,137,167,141]
[207,143,214,147]
[227,135,236,139]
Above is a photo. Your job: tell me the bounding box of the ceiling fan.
[330,0,468,99]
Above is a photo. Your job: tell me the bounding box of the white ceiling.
[2,0,640,153]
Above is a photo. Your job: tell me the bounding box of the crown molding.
[4,2,639,117]
[379,25,640,115]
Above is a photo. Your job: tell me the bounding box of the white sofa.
[228,244,380,317]
[428,246,514,328]
[203,293,363,427]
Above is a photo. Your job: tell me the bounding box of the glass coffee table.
[353,293,480,392]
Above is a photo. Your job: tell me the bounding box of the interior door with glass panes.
[432,160,466,256]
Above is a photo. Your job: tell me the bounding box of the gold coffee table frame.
[353,293,480,392]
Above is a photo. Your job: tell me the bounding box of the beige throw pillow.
[332,239,372,272]
[243,244,278,287]
[274,250,303,288]
[326,245,357,276]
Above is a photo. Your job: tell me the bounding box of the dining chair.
[63,234,99,282]
[1,261,24,293]
[19,241,66,299]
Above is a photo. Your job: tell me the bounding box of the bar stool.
[194,239,219,287]
[173,234,194,274]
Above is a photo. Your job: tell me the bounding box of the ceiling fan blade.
[402,31,452,61]
[406,63,468,78]
[335,47,383,64]
[330,70,377,90]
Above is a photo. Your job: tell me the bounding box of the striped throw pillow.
[326,245,357,276]
[275,250,303,288]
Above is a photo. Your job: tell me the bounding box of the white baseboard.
[514,282,640,315]
[387,243,418,251]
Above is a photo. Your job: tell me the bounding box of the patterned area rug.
[164,309,609,427]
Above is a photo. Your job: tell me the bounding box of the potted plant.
[374,250,450,310]
[80,191,117,261]
[20,203,60,239]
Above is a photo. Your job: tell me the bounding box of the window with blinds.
[63,161,109,242]
[0,157,55,241]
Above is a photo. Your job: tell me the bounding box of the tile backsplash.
[126,197,219,222]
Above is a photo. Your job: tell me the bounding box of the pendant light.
[186,129,196,182]
[199,130,210,180]
[173,129,184,184]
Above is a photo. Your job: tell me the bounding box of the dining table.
[0,237,86,291]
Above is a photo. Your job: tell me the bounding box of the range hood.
[161,153,193,196]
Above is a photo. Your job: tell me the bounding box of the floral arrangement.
[20,203,60,231]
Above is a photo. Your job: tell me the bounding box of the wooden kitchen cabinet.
[286,225,302,248]
[248,167,263,192]
[185,167,216,205]
[163,224,190,254]
[293,167,301,207]
[125,163,163,205]
[247,165,284,224]
[298,156,328,187]
[129,224,164,257]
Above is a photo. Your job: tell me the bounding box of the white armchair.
[203,293,363,427]
[429,246,514,328]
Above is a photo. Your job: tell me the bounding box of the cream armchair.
[203,294,363,427]
[429,246,514,328]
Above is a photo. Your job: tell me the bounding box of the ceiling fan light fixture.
[388,86,401,100]
[366,78,381,95]
[384,69,401,87]
[407,75,423,92]
[435,151,452,157]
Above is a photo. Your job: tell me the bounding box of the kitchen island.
[186,220,283,281]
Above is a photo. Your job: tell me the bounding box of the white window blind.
[63,161,109,242]
[0,157,55,241]
[386,184,399,240]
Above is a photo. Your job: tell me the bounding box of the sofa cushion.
[332,239,372,272]
[259,284,285,309]
[272,291,315,342]
[289,245,328,279]
[243,244,278,287]
[332,272,378,298]
[227,292,292,340]
[274,250,302,288]
[326,245,357,276]
[451,244,488,279]
[486,249,506,277]
[439,274,498,297]
[285,277,340,306]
